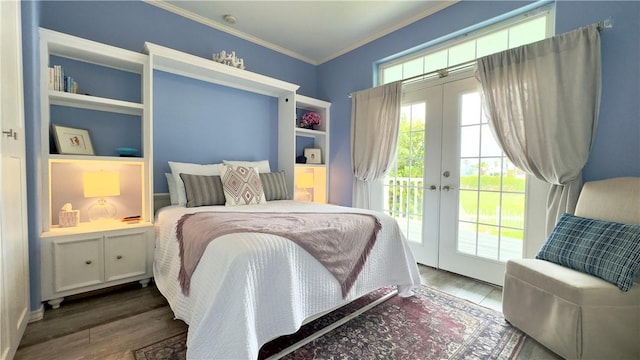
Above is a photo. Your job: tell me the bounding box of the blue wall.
[152,70,279,192]
[22,0,640,310]
[319,0,640,206]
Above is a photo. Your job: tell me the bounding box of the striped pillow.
[536,213,640,291]
[260,171,290,201]
[179,174,226,208]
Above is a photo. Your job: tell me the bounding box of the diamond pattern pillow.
[536,213,640,291]
[220,165,267,206]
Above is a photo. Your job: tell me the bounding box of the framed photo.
[304,148,322,164]
[52,125,94,155]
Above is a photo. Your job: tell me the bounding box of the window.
[379,4,554,85]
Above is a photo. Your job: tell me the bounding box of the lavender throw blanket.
[176,212,382,298]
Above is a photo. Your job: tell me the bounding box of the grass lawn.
[459,175,525,239]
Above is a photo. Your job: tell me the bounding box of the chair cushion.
[536,213,640,291]
[506,258,640,306]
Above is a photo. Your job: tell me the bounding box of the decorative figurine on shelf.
[299,111,320,129]
[212,50,246,69]
[296,155,307,164]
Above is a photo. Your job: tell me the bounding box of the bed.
[154,198,421,359]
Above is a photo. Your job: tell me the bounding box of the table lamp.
[296,172,314,189]
[295,172,314,202]
[83,170,120,222]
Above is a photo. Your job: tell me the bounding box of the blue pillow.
[536,213,640,291]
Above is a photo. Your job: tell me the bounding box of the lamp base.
[88,199,116,222]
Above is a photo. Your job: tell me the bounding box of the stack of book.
[121,215,141,224]
[49,65,79,93]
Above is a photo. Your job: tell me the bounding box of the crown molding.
[145,0,458,66]
[317,1,458,64]
[144,0,318,65]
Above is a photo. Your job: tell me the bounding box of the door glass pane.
[479,158,502,191]
[385,102,425,245]
[478,191,500,226]
[461,93,481,125]
[459,190,478,222]
[458,221,477,255]
[480,124,502,156]
[457,91,526,261]
[460,158,479,190]
[500,228,524,261]
[460,125,480,157]
[501,193,525,228]
[503,162,526,192]
[477,224,499,259]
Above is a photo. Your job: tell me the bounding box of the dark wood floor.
[15,265,558,359]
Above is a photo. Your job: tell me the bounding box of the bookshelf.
[38,28,153,308]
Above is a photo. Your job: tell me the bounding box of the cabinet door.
[105,231,147,282]
[53,235,104,292]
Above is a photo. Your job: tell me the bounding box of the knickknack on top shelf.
[212,50,245,69]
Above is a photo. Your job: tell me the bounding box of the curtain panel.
[350,81,402,209]
[476,25,601,235]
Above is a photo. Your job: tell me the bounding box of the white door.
[385,74,530,285]
[0,1,30,359]
[438,76,527,284]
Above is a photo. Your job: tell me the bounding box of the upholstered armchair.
[502,177,640,360]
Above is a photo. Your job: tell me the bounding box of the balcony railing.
[383,177,423,218]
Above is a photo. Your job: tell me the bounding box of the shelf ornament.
[212,50,245,69]
[299,111,320,129]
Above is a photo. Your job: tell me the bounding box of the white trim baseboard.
[29,304,44,323]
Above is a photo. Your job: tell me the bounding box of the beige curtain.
[350,81,402,209]
[476,25,601,234]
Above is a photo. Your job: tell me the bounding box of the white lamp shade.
[83,171,120,198]
[296,172,314,188]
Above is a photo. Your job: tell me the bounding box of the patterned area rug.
[133,285,526,360]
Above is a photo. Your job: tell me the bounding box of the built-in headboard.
[154,193,171,215]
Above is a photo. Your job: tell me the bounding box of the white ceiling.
[147,1,457,65]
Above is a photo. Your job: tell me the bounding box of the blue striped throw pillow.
[536,213,640,291]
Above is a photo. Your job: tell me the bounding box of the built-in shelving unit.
[38,28,153,308]
[293,95,331,203]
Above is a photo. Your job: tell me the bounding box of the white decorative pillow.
[168,161,222,206]
[220,165,267,206]
[165,173,178,205]
[222,160,271,173]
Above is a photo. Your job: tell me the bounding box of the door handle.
[441,185,455,191]
[2,129,17,140]
[428,185,437,191]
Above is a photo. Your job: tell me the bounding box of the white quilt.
[154,200,421,359]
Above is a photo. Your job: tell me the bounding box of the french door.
[384,73,528,285]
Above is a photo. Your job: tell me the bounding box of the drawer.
[105,231,147,282]
[53,235,104,292]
